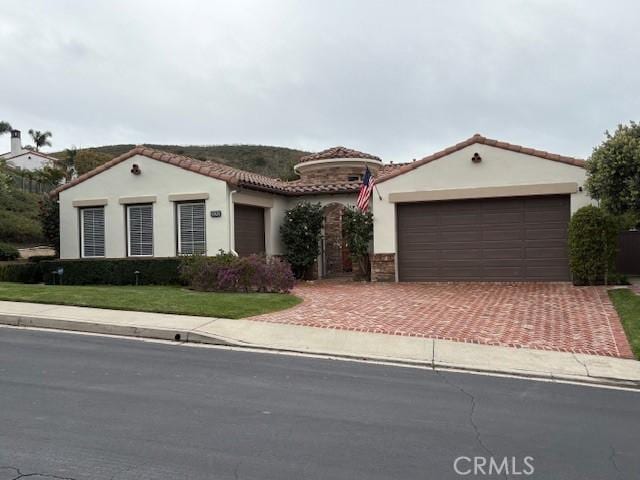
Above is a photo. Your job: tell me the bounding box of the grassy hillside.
[0,168,44,246]
[53,144,310,181]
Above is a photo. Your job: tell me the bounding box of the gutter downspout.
[228,188,238,256]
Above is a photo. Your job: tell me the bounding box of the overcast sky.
[1,0,638,162]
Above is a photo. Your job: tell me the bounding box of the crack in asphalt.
[0,466,76,480]
[434,373,509,480]
[609,445,622,479]
[0,467,21,478]
[233,460,242,480]
[108,464,138,480]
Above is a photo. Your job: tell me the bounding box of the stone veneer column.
[323,204,344,276]
[371,253,396,282]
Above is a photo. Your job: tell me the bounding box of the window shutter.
[82,207,105,257]
[128,204,154,256]
[178,202,206,255]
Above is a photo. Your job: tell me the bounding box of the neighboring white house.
[53,134,591,282]
[1,129,58,171]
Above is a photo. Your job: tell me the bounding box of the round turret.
[295,146,382,183]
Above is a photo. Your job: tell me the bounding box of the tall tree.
[0,121,11,135]
[59,147,77,182]
[586,121,640,216]
[28,129,53,151]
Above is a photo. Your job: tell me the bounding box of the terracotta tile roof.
[51,146,360,197]
[298,146,381,163]
[378,162,408,176]
[377,134,585,183]
[285,179,362,194]
[51,135,585,197]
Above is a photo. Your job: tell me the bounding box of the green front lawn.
[0,282,301,319]
[609,288,640,359]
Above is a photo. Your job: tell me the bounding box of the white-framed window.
[80,207,105,258]
[177,201,206,255]
[127,204,154,257]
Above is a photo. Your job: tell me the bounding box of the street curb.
[0,313,239,347]
[1,313,639,390]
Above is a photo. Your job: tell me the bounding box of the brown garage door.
[397,195,570,281]
[234,204,265,256]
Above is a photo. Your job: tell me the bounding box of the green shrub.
[0,263,43,283]
[28,255,59,263]
[38,258,183,285]
[280,202,324,278]
[0,242,20,261]
[179,252,236,291]
[342,207,373,280]
[39,196,60,254]
[568,205,620,285]
[180,252,295,293]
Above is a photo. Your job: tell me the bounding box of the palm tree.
[0,121,11,136]
[28,129,53,151]
[59,147,77,182]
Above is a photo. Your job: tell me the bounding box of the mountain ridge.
[52,144,311,181]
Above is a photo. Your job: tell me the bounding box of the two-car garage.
[396,195,571,281]
[372,135,590,283]
[396,195,570,281]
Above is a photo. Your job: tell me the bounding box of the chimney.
[10,130,22,156]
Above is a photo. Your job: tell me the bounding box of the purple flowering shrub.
[178,251,235,291]
[179,252,294,293]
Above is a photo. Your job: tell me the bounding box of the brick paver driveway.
[252,282,634,358]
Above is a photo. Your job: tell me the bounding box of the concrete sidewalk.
[1,300,639,389]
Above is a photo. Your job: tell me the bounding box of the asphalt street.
[0,327,638,479]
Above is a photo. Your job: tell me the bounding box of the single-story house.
[53,134,590,282]
[1,130,59,171]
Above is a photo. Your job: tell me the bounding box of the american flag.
[356,167,375,211]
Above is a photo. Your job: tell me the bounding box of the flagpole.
[373,182,382,201]
[365,165,383,201]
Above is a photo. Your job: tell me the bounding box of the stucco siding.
[59,154,229,259]
[5,152,53,171]
[373,143,592,255]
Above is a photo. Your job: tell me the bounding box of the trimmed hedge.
[568,205,620,285]
[0,262,42,283]
[41,258,183,285]
[1,258,183,286]
[28,255,58,263]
